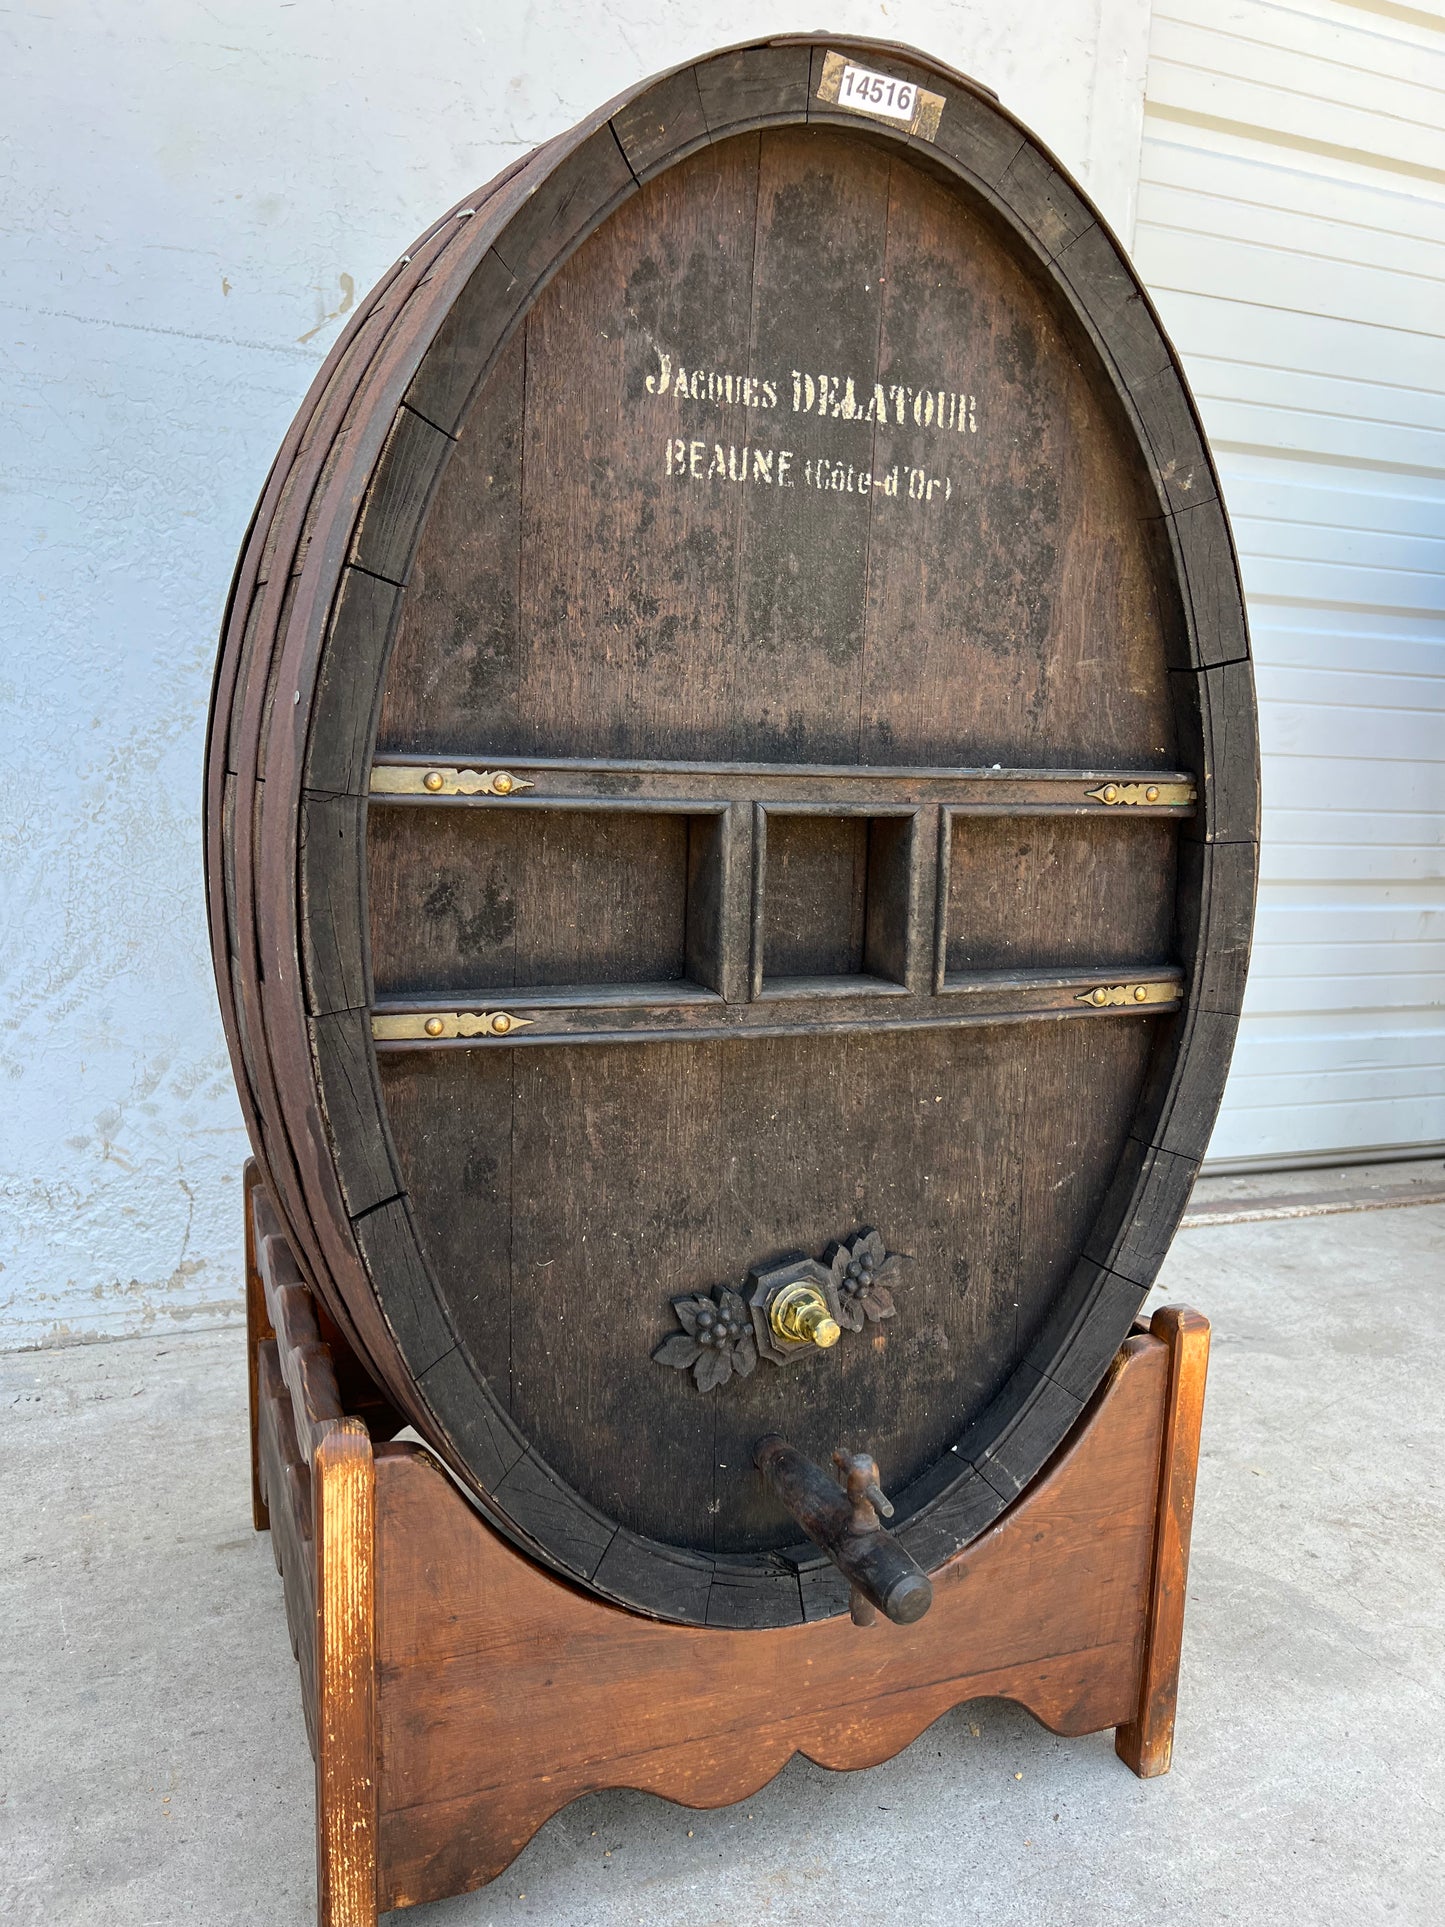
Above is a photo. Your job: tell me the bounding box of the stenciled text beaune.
[641,346,977,510]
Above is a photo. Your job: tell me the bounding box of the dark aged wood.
[246,1174,1211,1920]
[243,1161,272,1532]
[208,34,1258,1627]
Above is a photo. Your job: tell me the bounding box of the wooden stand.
[244,1164,1210,1926]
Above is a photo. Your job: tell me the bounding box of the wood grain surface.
[364,1315,1193,1908]
[251,1182,1211,1920]
[209,35,1258,1628]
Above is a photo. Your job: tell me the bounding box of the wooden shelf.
[369,751,1198,815]
[369,963,1184,1048]
[756,973,910,1001]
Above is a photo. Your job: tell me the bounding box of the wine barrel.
[206,35,1258,1628]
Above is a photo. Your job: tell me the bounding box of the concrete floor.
[3,1195,1443,1926]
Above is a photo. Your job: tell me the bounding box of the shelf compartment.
[751,807,919,998]
[367,802,729,1000]
[934,809,1179,993]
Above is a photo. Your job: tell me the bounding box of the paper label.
[816,52,946,141]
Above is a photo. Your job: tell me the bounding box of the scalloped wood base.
[244,1163,1210,1924]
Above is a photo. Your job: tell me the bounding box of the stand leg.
[244,1161,272,1532]
[315,1420,379,1927]
[1115,1305,1211,1778]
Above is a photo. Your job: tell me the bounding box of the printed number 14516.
[837,62,918,123]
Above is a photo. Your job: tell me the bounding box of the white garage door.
[1131,0,1445,1166]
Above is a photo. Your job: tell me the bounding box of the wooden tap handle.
[831,1449,897,1531]
[756,1435,933,1626]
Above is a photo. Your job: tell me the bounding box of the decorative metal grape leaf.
[825,1227,907,1332]
[654,1230,911,1391]
[653,1285,757,1394]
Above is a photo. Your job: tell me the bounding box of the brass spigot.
[769,1280,841,1349]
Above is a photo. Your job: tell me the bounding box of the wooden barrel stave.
[255,149,625,1382]
[210,159,554,1386]
[220,260,460,1368]
[238,106,666,1404]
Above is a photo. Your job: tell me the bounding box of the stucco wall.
[0,2,1153,1348]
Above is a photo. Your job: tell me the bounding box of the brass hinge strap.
[1075,982,1178,1009]
[369,767,533,798]
[1085,780,1196,807]
[370,1011,532,1041]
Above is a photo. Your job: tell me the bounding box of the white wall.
[0,2,1155,1348]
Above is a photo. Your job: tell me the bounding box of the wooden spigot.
[754,1434,934,1627]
